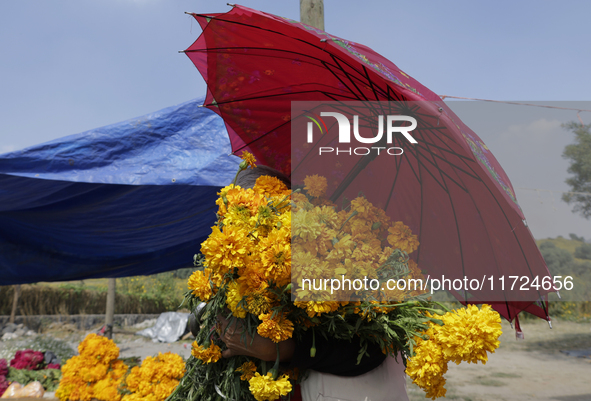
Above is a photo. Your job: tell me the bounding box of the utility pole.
[105,278,116,339]
[300,0,324,30]
[9,285,21,324]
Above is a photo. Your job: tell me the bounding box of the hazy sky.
[1,1,590,239]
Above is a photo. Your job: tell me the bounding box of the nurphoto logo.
[306,111,418,156]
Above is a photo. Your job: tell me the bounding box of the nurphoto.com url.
[299,275,574,295]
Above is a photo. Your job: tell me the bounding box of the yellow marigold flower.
[350,196,377,220]
[405,329,448,400]
[226,281,247,318]
[293,298,340,318]
[216,185,266,217]
[257,312,294,343]
[123,352,184,401]
[406,305,502,399]
[248,372,292,401]
[80,363,109,383]
[191,341,222,364]
[245,289,274,316]
[56,376,90,401]
[255,204,279,232]
[201,225,250,272]
[225,204,256,231]
[93,377,123,401]
[291,192,310,209]
[78,333,120,363]
[292,208,323,242]
[258,230,291,287]
[216,184,240,216]
[109,359,129,380]
[303,174,327,198]
[254,175,288,196]
[387,221,420,253]
[438,304,502,365]
[240,151,257,169]
[187,268,215,301]
[236,361,257,381]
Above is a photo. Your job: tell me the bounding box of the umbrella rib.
[386,84,407,102]
[324,56,369,101]
[439,165,520,322]
[193,15,418,103]
[383,147,405,211]
[419,125,547,319]
[188,16,334,54]
[414,141,481,183]
[405,142,472,193]
[362,65,382,101]
[416,125,495,308]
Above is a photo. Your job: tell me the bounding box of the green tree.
[539,241,574,275]
[562,122,591,218]
[574,243,591,260]
[569,233,585,242]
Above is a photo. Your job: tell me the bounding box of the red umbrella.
[184,4,553,324]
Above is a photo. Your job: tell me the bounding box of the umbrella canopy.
[184,5,552,322]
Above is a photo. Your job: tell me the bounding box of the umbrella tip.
[227,3,236,6]
[548,319,553,329]
[178,50,186,53]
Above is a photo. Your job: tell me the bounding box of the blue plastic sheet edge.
[0,98,240,285]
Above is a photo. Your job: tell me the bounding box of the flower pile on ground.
[56,334,185,401]
[0,359,9,397]
[56,333,128,401]
[2,349,62,393]
[9,350,45,370]
[406,304,502,399]
[122,352,185,401]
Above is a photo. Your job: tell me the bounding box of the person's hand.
[217,314,295,362]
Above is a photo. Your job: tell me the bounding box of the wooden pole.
[105,278,116,339]
[9,285,21,324]
[300,0,324,30]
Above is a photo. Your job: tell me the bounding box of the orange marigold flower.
[254,175,288,196]
[191,342,222,364]
[240,151,257,169]
[257,312,294,343]
[236,361,257,381]
[201,225,250,272]
[187,268,215,301]
[387,221,420,253]
[303,174,327,198]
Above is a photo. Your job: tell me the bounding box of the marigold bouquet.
[169,154,490,401]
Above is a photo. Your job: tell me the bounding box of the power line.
[516,187,591,196]
[440,95,591,125]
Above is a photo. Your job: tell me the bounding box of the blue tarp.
[0,98,240,285]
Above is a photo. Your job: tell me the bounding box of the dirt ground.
[1,318,590,400]
[407,318,591,401]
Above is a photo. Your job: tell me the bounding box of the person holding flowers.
[171,152,503,401]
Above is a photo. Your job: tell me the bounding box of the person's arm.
[217,314,295,362]
[217,315,386,376]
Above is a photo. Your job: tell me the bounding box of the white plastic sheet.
[136,312,190,343]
